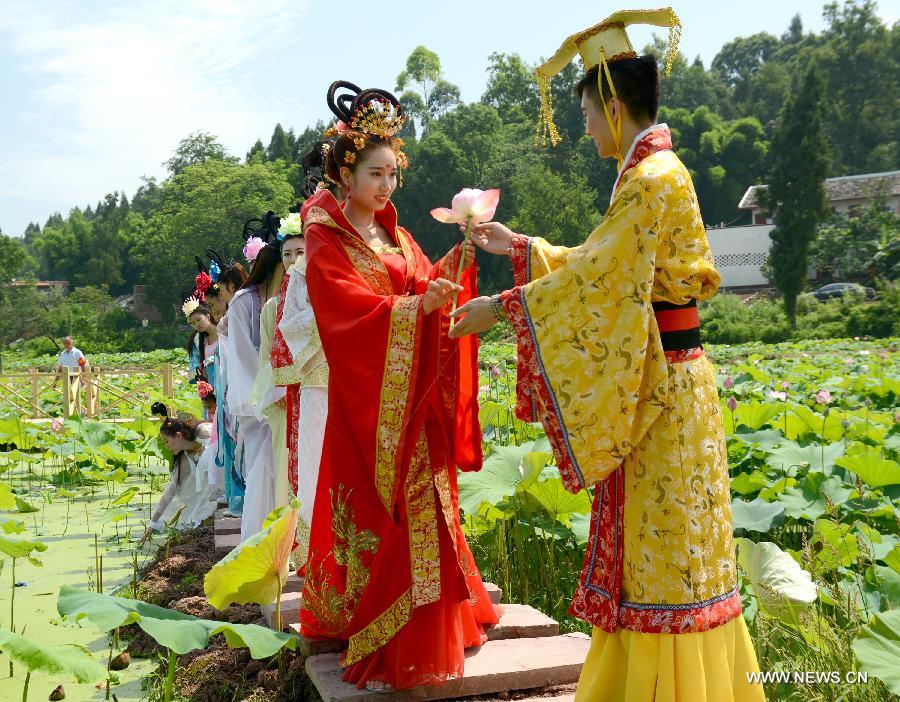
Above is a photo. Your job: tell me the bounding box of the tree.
[266,124,293,162]
[164,131,236,175]
[435,103,503,183]
[246,139,266,163]
[816,0,899,173]
[481,53,540,124]
[0,234,37,283]
[131,159,295,314]
[396,46,442,105]
[813,202,900,282]
[662,106,769,225]
[762,64,830,327]
[80,192,128,291]
[396,46,461,125]
[131,176,164,217]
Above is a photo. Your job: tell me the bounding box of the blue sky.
[1,0,897,238]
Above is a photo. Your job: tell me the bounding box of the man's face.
[63,338,73,351]
[581,91,619,159]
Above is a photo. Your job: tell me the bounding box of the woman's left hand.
[448,296,497,338]
[138,526,154,547]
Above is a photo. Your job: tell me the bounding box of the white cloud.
[0,0,310,233]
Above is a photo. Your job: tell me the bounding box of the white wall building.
[706,170,899,289]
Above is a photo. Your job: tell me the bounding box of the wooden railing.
[0,364,174,419]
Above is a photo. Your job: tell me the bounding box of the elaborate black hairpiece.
[151,401,169,418]
[325,81,405,138]
[242,211,281,244]
[301,139,335,197]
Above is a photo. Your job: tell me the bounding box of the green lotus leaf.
[523,477,591,525]
[731,497,784,533]
[15,496,39,513]
[205,503,298,610]
[852,609,900,694]
[57,586,296,658]
[0,628,105,683]
[836,447,900,488]
[111,486,140,506]
[766,439,845,475]
[730,471,770,496]
[0,533,48,559]
[0,482,15,509]
[0,514,26,534]
[736,538,817,626]
[457,438,551,516]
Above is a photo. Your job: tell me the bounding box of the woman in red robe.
[299,82,499,691]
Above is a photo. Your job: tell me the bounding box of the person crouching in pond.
[139,414,219,546]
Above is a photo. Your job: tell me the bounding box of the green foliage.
[131,159,295,315]
[763,63,830,326]
[57,585,297,658]
[851,609,900,694]
[0,628,106,684]
[163,131,236,176]
[699,288,900,345]
[814,202,900,283]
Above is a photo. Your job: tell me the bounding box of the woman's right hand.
[423,278,463,315]
[470,222,515,256]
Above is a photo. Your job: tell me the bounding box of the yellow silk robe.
[500,135,740,634]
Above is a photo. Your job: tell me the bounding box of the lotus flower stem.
[164,649,177,702]
[21,670,30,702]
[9,557,15,676]
[451,217,473,322]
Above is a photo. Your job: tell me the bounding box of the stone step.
[305,633,590,702]
[214,513,242,536]
[484,582,501,605]
[485,604,558,641]
[262,574,305,630]
[291,603,558,656]
[213,530,241,558]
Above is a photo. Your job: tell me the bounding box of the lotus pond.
[0,337,898,701]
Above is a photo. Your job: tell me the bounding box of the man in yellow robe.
[451,8,765,702]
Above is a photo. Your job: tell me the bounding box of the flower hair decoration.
[197,380,213,399]
[243,236,265,263]
[182,296,200,318]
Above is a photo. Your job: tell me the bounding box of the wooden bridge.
[0,365,175,420]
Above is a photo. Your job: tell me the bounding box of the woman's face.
[341,146,397,212]
[189,312,212,333]
[207,295,226,317]
[160,431,188,453]
[220,282,236,303]
[281,237,305,270]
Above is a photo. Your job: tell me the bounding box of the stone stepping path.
[212,511,589,702]
[305,634,590,702]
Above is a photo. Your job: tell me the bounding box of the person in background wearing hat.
[451,7,764,701]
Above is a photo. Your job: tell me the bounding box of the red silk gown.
[298,189,498,689]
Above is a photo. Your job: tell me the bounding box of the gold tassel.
[664,8,682,78]
[535,71,561,148]
[598,50,624,168]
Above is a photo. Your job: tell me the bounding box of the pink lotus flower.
[430,188,501,225]
[726,396,738,412]
[781,381,791,390]
[723,376,734,390]
[243,236,266,263]
[815,390,832,405]
[769,390,787,401]
[51,418,63,433]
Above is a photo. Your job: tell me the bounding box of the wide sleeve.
[278,256,325,375]
[188,335,201,376]
[509,234,576,287]
[222,291,261,419]
[252,297,284,415]
[501,172,669,493]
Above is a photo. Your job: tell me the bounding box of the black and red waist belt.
[653,299,701,351]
